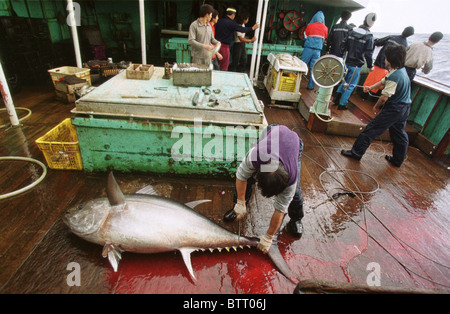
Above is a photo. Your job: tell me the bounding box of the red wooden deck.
[0,83,449,294]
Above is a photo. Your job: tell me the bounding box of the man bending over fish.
[224,124,304,253]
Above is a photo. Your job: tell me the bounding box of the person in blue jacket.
[341,45,411,167]
[300,11,328,90]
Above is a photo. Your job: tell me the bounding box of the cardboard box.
[126,64,154,80]
[172,63,212,86]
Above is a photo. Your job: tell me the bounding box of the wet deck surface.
[0,83,449,294]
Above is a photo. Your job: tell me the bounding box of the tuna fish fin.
[136,185,158,196]
[107,172,125,206]
[102,242,123,272]
[178,248,197,282]
[267,244,298,284]
[184,199,211,209]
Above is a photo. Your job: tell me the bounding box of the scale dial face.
[311,55,345,88]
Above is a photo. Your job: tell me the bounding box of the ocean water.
[373,32,450,86]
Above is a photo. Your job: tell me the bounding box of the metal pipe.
[0,61,19,127]
[254,0,269,83]
[139,0,147,65]
[66,0,82,67]
[249,0,263,85]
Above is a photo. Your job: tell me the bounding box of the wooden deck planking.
[0,82,449,293]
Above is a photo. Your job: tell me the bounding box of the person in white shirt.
[229,11,256,72]
[405,31,443,81]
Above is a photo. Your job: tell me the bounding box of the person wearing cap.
[404,31,443,81]
[188,4,220,66]
[341,45,411,168]
[223,124,305,252]
[215,7,259,71]
[300,11,328,90]
[364,26,415,93]
[326,10,352,57]
[333,13,376,110]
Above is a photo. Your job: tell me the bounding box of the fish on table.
[63,172,296,283]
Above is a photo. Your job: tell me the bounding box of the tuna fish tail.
[267,244,298,284]
[236,236,298,284]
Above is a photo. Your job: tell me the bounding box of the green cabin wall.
[1,0,447,156]
[0,0,355,60]
[410,82,450,152]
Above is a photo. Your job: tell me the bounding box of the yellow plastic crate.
[36,118,83,170]
[271,69,297,93]
[48,66,91,87]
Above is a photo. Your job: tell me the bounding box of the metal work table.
[71,67,267,175]
[73,67,265,126]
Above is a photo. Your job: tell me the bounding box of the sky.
[349,0,450,34]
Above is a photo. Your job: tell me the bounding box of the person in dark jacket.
[374,26,414,69]
[300,11,328,90]
[341,45,411,167]
[326,10,352,57]
[333,13,376,110]
[215,7,259,71]
[364,26,414,93]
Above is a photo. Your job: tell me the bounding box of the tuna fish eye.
[77,203,84,210]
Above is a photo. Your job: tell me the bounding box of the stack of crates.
[48,66,91,103]
[264,53,308,108]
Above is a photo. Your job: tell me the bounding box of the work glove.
[233,199,247,220]
[257,233,274,254]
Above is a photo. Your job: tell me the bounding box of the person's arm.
[326,27,335,53]
[257,209,285,254]
[364,80,388,112]
[363,80,384,93]
[423,58,433,74]
[233,149,256,220]
[267,209,285,236]
[235,177,247,202]
[364,36,375,69]
[238,34,256,43]
[373,95,389,112]
[374,35,391,47]
[232,22,259,34]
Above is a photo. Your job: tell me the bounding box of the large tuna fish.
[63,172,295,283]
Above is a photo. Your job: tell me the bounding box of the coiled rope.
[0,156,47,200]
[0,107,32,129]
[293,125,450,288]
